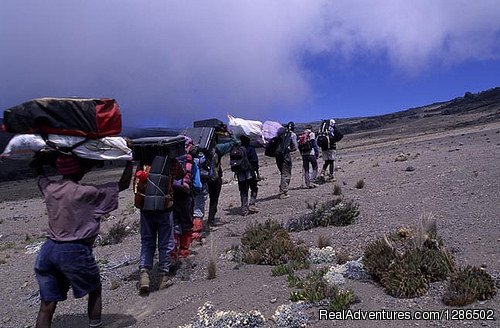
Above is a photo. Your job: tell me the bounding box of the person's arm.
[215,135,239,157]
[290,132,298,152]
[248,147,259,171]
[118,161,134,191]
[311,139,319,158]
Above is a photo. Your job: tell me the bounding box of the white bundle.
[227,114,265,145]
[1,134,132,161]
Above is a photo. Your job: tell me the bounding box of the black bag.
[131,136,186,165]
[181,127,215,151]
[265,131,290,157]
[316,133,327,149]
[229,145,250,172]
[198,149,219,182]
[3,97,121,138]
[142,155,173,212]
[332,129,344,143]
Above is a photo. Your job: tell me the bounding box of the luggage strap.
[41,134,89,156]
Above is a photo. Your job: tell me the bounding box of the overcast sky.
[1,0,499,128]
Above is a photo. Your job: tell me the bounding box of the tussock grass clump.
[355,179,365,189]
[381,253,429,298]
[207,239,217,280]
[241,219,308,266]
[289,269,357,311]
[332,184,342,195]
[317,235,331,249]
[443,266,497,306]
[363,236,397,280]
[363,214,456,299]
[99,218,136,246]
[335,249,350,265]
[286,198,360,232]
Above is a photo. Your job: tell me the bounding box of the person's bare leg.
[88,286,102,327]
[36,300,57,328]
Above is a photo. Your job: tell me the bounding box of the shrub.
[355,179,365,189]
[381,254,429,298]
[286,198,360,232]
[289,269,357,310]
[363,236,397,280]
[272,261,310,277]
[363,215,457,299]
[241,219,308,266]
[443,266,497,306]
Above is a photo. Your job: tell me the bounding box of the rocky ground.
[0,115,499,328]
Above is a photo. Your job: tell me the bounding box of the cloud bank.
[0,0,499,127]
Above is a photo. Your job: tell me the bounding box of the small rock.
[405,166,415,172]
[270,298,277,304]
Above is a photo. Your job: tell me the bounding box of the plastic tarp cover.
[227,114,265,145]
[1,134,132,161]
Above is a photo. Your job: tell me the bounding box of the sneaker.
[308,183,318,189]
[139,269,150,293]
[158,274,174,290]
[279,193,290,199]
[248,205,259,213]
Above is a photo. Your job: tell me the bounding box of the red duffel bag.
[2,97,122,138]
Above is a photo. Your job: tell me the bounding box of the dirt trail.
[0,121,499,328]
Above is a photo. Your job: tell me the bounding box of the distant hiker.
[318,119,343,181]
[191,151,208,243]
[133,154,185,293]
[32,154,133,328]
[231,135,259,215]
[172,136,202,262]
[205,125,239,225]
[267,121,298,199]
[298,126,320,188]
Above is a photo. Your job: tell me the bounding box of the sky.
[1,0,499,129]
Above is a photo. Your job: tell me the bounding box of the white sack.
[227,114,265,144]
[0,134,47,159]
[262,120,283,142]
[1,134,132,161]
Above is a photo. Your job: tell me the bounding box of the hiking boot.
[158,274,173,290]
[139,269,150,293]
[279,193,290,199]
[248,204,259,214]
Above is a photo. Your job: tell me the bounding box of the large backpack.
[265,129,291,157]
[229,145,250,172]
[134,155,174,212]
[298,132,312,153]
[317,120,343,150]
